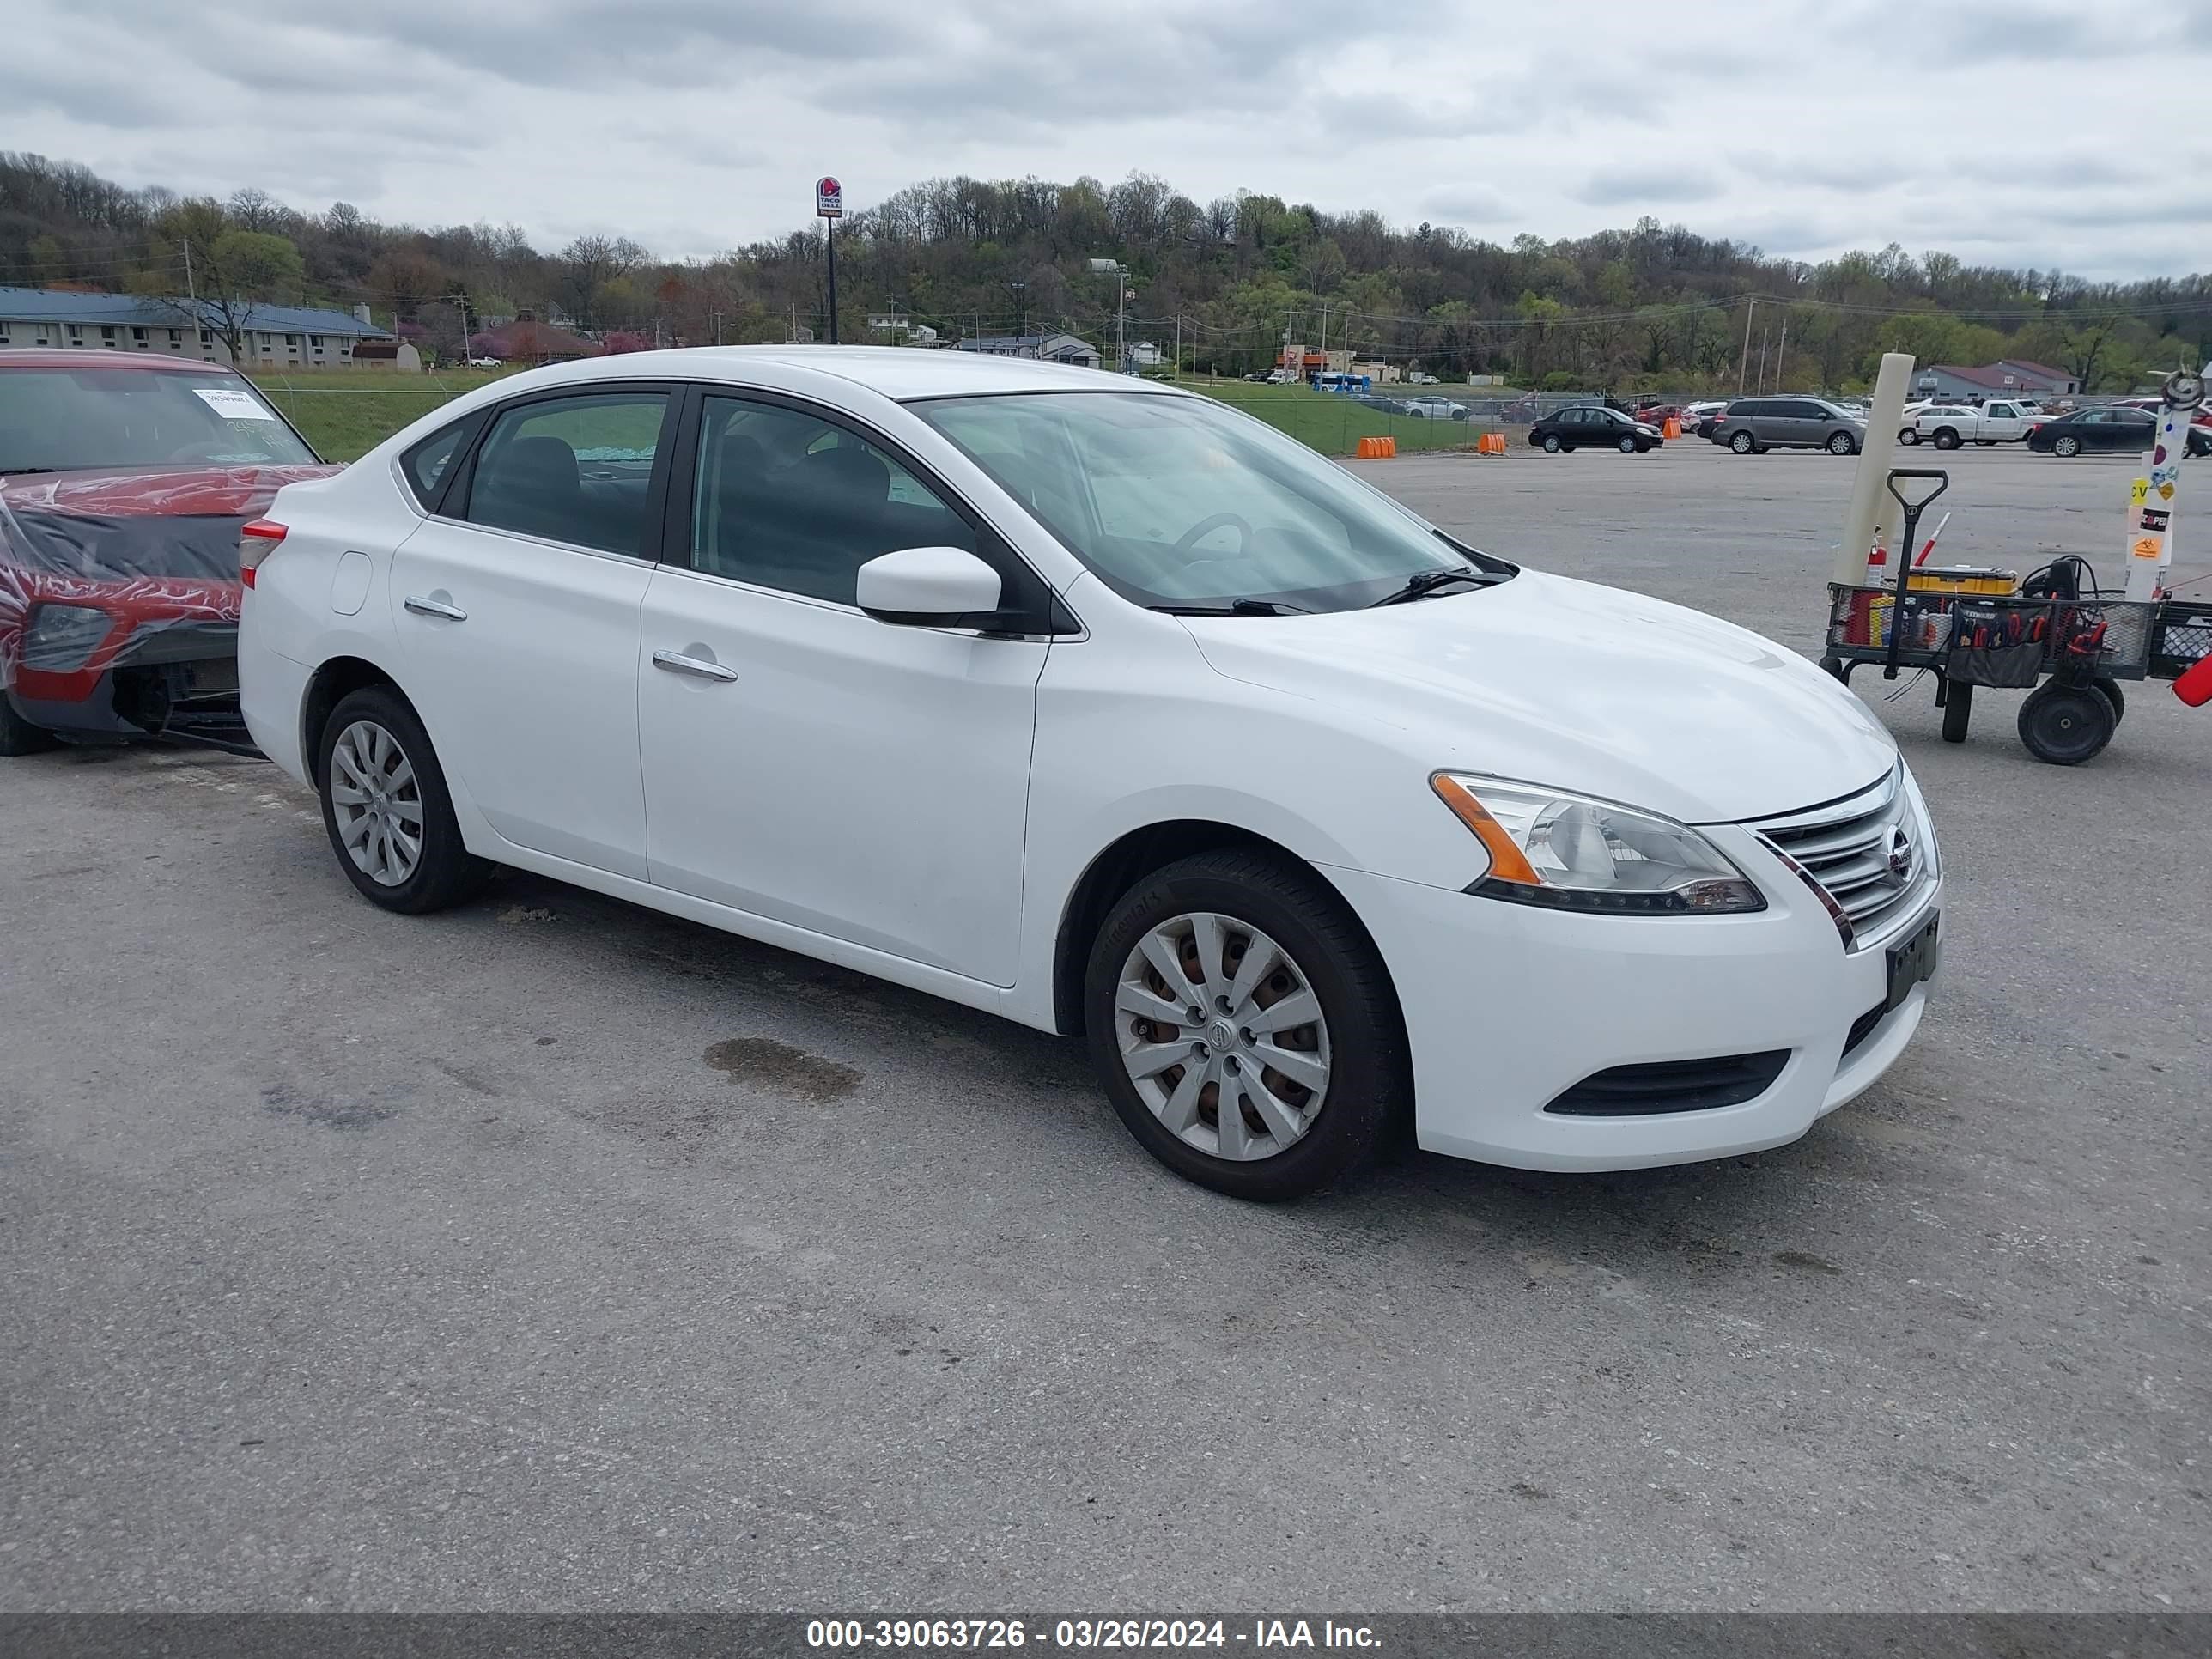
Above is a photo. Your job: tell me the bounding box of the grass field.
[246,366,1493,463]
[246,368,514,461]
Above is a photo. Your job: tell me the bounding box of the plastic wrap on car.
[0,465,326,695]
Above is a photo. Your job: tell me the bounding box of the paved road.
[3,441,2206,1612]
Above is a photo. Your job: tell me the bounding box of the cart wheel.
[1942,680,1973,743]
[2017,682,2116,765]
[2093,677,2125,726]
[1820,656,1844,681]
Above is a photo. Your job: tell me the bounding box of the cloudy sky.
[8,0,2209,279]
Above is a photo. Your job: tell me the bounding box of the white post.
[1836,352,1917,586]
[2124,362,2209,599]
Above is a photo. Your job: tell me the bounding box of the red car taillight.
[239,520,287,588]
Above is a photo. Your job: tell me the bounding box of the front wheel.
[2052,435,2081,457]
[1084,849,1407,1202]
[1540,434,1562,453]
[2017,681,2116,766]
[1827,431,1856,455]
[317,685,492,912]
[1618,434,1637,453]
[1941,680,1974,743]
[0,695,59,757]
[1729,431,1756,453]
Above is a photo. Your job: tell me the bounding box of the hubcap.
[1115,913,1331,1162]
[329,720,423,886]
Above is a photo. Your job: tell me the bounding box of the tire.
[1729,430,1756,453]
[316,685,491,913]
[1540,434,1562,453]
[1820,655,1845,681]
[1083,848,1408,1202]
[1974,440,1995,447]
[1898,428,1920,447]
[1827,431,1856,455]
[1618,435,1637,453]
[2093,677,2125,725]
[1941,680,1973,743]
[0,694,59,757]
[1933,428,1961,450]
[2053,435,2081,458]
[2016,681,2116,766]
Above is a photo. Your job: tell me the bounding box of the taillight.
[239,520,287,588]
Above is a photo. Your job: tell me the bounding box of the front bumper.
[1331,840,1941,1172]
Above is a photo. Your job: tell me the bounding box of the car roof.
[0,348,236,375]
[498,343,1166,404]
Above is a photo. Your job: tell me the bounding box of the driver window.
[691,395,976,605]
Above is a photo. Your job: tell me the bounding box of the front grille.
[1841,1002,1887,1060]
[1545,1050,1790,1116]
[1748,768,1934,950]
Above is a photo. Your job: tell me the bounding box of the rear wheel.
[1933,428,1961,450]
[1084,849,1407,1202]
[316,686,491,912]
[0,695,59,757]
[1729,430,1756,453]
[2094,677,2125,725]
[1898,428,1920,446]
[1941,680,1974,743]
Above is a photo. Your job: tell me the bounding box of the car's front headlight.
[1431,773,1766,915]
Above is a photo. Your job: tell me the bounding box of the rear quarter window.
[400,416,482,511]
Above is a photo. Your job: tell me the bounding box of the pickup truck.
[1896,400,2037,448]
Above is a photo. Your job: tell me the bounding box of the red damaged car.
[0,350,337,755]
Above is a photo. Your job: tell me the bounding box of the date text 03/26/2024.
[805,1619,1382,1650]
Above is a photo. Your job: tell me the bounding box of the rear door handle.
[652,649,738,683]
[404,593,467,621]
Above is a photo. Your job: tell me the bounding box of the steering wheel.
[1173,512,1253,557]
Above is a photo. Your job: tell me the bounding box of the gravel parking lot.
[3,441,2206,1613]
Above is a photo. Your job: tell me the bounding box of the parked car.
[239,347,1939,1201]
[1528,404,1664,453]
[1682,399,1730,439]
[0,349,337,755]
[1404,396,1468,420]
[1241,372,1273,383]
[1405,372,1441,386]
[1710,397,1864,454]
[1355,394,1412,416]
[1898,400,2037,448]
[2026,405,2212,458]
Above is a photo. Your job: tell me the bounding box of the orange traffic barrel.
[1662,418,1681,439]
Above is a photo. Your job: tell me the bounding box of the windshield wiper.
[1151,598,1311,617]
[0,466,59,476]
[1366,567,1503,607]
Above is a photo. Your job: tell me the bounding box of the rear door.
[388,384,673,878]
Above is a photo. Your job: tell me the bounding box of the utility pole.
[1173,313,1181,380]
[1775,313,1789,392]
[1757,325,1771,394]
[1737,297,1756,396]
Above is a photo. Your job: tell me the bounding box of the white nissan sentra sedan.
[238,348,1940,1201]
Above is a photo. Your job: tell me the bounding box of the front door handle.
[652,649,738,683]
[404,593,468,621]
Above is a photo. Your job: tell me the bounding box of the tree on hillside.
[158,200,306,362]
[556,234,649,326]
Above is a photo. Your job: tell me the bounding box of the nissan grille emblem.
[1887,826,1915,881]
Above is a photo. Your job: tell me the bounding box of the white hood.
[1183,568,1897,824]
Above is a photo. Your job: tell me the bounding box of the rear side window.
[400,417,476,510]
[463,392,671,556]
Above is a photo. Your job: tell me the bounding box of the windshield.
[913,391,1498,611]
[0,368,319,473]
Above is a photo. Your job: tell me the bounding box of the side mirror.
[857,545,1006,629]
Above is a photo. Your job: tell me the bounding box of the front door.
[636,392,1048,985]
[388,386,673,878]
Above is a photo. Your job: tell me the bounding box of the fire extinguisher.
[2176,651,2212,708]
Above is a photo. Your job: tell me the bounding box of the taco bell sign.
[816,177,843,219]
